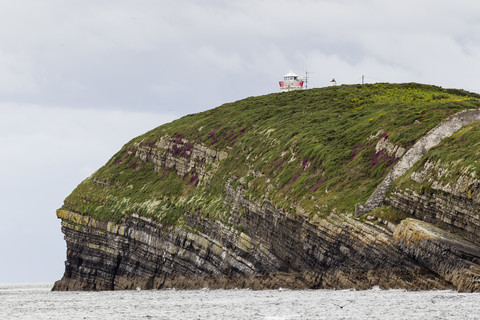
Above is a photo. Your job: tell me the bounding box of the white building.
[279,71,304,92]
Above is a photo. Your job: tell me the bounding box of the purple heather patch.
[175,134,184,144]
[350,143,362,161]
[182,144,194,158]
[370,150,383,159]
[269,157,287,171]
[369,150,383,166]
[368,149,399,168]
[207,126,223,139]
[189,174,198,184]
[284,172,302,191]
[301,158,309,170]
[159,168,171,181]
[310,179,326,192]
[204,126,244,146]
[292,172,302,183]
[386,154,397,167]
[172,145,182,155]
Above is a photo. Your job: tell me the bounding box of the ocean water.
[1,283,479,319]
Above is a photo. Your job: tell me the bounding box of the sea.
[1,282,479,319]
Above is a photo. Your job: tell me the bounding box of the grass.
[369,205,411,224]
[391,120,480,196]
[61,83,480,226]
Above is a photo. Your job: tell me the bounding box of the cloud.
[0,51,38,95]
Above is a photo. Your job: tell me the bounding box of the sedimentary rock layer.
[54,186,464,291]
[389,190,480,246]
[394,219,480,292]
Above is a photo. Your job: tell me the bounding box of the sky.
[1,0,480,283]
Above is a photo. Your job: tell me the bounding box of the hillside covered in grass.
[62,83,480,226]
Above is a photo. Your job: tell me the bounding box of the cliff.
[53,83,480,292]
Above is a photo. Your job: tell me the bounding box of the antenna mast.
[304,58,313,89]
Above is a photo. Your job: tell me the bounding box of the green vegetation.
[392,120,480,195]
[61,83,480,225]
[369,205,411,224]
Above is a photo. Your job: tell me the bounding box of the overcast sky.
[1,0,480,283]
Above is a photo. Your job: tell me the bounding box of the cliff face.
[54,84,480,291]
[388,159,480,245]
[53,202,453,291]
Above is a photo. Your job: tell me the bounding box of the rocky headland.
[53,83,480,292]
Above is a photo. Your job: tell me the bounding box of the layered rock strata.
[389,189,480,246]
[387,158,480,246]
[54,185,461,291]
[356,109,480,215]
[136,136,228,185]
[394,219,480,292]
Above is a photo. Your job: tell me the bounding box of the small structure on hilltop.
[330,79,337,86]
[279,71,304,92]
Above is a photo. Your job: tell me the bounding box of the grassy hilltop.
[61,83,480,226]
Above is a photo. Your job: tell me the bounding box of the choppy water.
[1,283,479,319]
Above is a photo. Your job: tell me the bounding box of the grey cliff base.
[53,183,480,292]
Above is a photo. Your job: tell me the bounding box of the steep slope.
[54,83,480,291]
